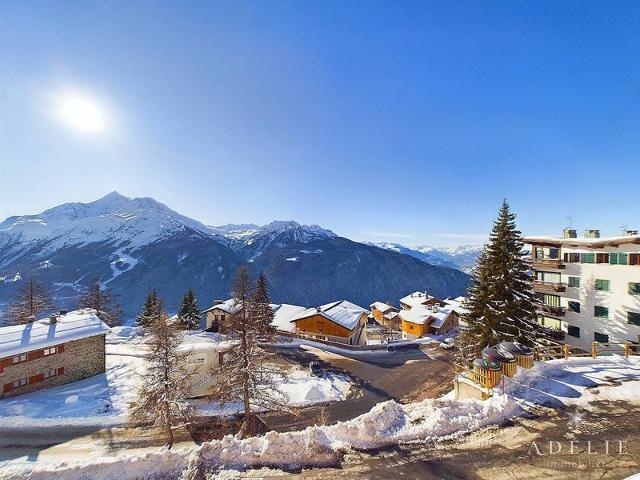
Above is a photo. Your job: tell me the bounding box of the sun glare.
[55,92,108,134]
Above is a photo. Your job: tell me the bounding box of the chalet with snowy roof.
[398,304,458,339]
[0,309,110,399]
[290,300,368,345]
[444,296,470,316]
[369,301,400,331]
[202,299,242,333]
[399,291,445,310]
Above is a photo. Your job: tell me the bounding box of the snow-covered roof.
[444,297,469,315]
[399,305,453,327]
[291,300,367,331]
[399,291,435,308]
[271,303,308,333]
[202,298,242,315]
[177,331,236,353]
[369,301,397,313]
[524,234,640,248]
[0,309,110,359]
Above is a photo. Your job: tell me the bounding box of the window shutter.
[58,344,65,353]
[2,383,12,393]
[29,373,44,384]
[58,367,65,376]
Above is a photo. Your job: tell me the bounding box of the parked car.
[309,361,323,376]
[439,338,455,350]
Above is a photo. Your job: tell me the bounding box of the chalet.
[178,332,235,398]
[202,299,242,333]
[399,304,457,339]
[0,309,110,399]
[290,300,368,345]
[399,291,445,310]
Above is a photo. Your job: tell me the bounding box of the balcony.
[533,280,566,293]
[531,258,566,270]
[537,304,566,318]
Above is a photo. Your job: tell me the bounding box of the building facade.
[0,310,109,399]
[291,300,368,345]
[526,229,640,351]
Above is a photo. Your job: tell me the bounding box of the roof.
[399,305,453,327]
[399,291,434,308]
[0,309,110,359]
[369,301,397,313]
[291,300,367,330]
[271,303,308,333]
[524,234,640,248]
[444,297,469,315]
[201,298,242,315]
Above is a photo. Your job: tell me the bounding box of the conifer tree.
[129,301,191,448]
[250,272,276,339]
[137,290,159,328]
[177,288,201,330]
[462,200,538,356]
[77,279,122,327]
[5,279,54,325]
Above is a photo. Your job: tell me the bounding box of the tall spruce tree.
[177,288,200,330]
[462,200,538,356]
[77,279,123,327]
[137,290,160,328]
[250,272,276,339]
[5,279,54,325]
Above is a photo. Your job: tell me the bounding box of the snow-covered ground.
[0,328,351,429]
[3,355,638,479]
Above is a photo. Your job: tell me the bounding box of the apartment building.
[525,229,640,351]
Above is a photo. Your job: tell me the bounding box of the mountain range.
[0,192,471,322]
[364,242,482,273]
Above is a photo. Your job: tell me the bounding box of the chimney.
[563,228,577,239]
[432,305,439,313]
[584,229,600,239]
[59,309,67,316]
[49,315,57,325]
[212,299,223,306]
[316,306,322,312]
[623,229,638,236]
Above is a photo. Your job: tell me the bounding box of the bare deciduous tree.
[129,301,192,448]
[77,279,122,327]
[5,279,54,325]
[208,266,288,438]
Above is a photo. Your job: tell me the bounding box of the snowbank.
[4,356,639,479]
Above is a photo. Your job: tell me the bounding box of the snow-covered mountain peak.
[259,220,336,239]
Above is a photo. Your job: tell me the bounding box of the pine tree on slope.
[250,272,276,340]
[5,279,54,325]
[462,200,538,357]
[77,279,123,327]
[137,290,160,328]
[129,302,191,448]
[177,288,201,330]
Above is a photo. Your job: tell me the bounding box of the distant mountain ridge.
[366,242,482,273]
[0,192,469,322]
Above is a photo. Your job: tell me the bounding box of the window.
[568,301,580,313]
[43,347,57,356]
[43,369,58,379]
[594,306,609,319]
[629,283,640,296]
[629,312,640,327]
[596,253,609,264]
[630,254,640,266]
[548,248,560,259]
[12,378,27,388]
[595,279,610,291]
[610,253,628,265]
[564,253,580,263]
[594,332,609,343]
[568,276,580,288]
[12,354,27,364]
[581,253,595,264]
[568,325,580,338]
[220,314,225,321]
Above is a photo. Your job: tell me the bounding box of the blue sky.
[0,1,638,246]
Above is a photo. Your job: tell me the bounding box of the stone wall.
[0,334,106,399]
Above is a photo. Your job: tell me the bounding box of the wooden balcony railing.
[533,280,567,293]
[531,258,566,269]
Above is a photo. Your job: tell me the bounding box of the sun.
[54,92,108,134]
